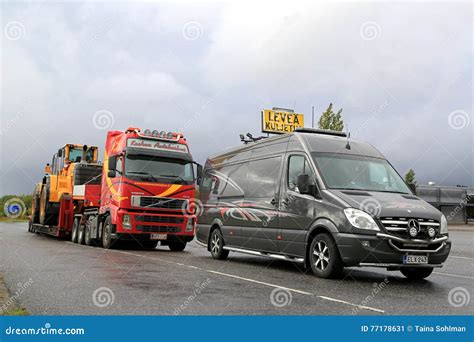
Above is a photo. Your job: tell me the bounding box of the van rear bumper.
[334,232,451,267]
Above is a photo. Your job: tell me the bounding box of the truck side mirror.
[297,174,311,195]
[108,156,117,178]
[193,162,203,185]
[58,149,63,158]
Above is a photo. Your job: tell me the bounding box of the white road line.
[66,242,385,313]
[449,255,474,260]
[317,296,385,313]
[433,272,474,280]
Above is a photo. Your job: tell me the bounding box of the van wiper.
[159,175,188,184]
[127,171,159,182]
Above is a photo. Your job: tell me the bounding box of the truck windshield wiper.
[127,171,159,182]
[158,175,188,184]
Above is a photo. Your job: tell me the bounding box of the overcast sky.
[0,1,472,196]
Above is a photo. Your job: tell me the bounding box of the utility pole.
[312,106,315,128]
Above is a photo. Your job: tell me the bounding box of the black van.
[197,128,451,279]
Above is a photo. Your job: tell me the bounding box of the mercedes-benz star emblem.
[407,219,420,238]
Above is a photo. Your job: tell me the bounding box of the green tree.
[404,169,416,185]
[318,103,344,131]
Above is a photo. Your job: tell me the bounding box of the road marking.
[66,242,385,313]
[434,272,474,280]
[449,255,474,260]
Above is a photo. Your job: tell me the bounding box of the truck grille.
[380,217,440,240]
[132,196,187,210]
[136,215,184,224]
[136,225,181,233]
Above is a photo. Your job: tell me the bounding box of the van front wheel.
[309,233,343,278]
[210,229,229,260]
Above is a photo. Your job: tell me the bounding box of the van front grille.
[380,217,440,240]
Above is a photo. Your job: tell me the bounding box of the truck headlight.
[344,208,380,231]
[186,218,195,232]
[440,214,448,235]
[122,214,132,229]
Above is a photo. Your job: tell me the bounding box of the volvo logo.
[407,219,420,238]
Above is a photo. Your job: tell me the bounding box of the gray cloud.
[0,1,472,196]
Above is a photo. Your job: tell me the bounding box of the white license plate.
[403,255,428,264]
[150,234,167,240]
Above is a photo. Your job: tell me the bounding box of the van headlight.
[440,214,448,235]
[122,214,132,229]
[344,208,380,231]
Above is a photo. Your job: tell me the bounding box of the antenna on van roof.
[240,133,266,144]
[345,125,351,150]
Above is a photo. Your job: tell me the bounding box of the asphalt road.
[0,222,472,315]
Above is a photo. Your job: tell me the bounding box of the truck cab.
[97,127,201,250]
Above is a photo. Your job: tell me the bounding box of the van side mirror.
[107,170,116,178]
[407,183,417,195]
[297,174,311,195]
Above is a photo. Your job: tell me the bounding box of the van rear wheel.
[210,229,229,260]
[309,233,343,279]
[400,267,433,280]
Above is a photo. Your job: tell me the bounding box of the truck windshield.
[124,154,194,184]
[312,153,411,194]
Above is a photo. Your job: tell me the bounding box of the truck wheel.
[209,229,229,260]
[309,233,344,279]
[169,241,186,252]
[71,218,79,243]
[102,216,114,249]
[400,267,433,280]
[142,241,158,249]
[84,224,93,246]
[77,222,86,245]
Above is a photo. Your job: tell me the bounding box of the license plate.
[150,234,167,240]
[403,255,428,264]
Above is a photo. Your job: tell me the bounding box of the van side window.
[246,157,282,198]
[219,163,248,198]
[288,155,315,191]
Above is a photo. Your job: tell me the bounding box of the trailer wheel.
[102,216,114,249]
[77,222,85,245]
[71,217,79,243]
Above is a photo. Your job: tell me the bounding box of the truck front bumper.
[113,210,195,241]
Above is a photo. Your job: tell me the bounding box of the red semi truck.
[31,127,201,251]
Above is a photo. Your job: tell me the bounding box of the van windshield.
[312,153,411,194]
